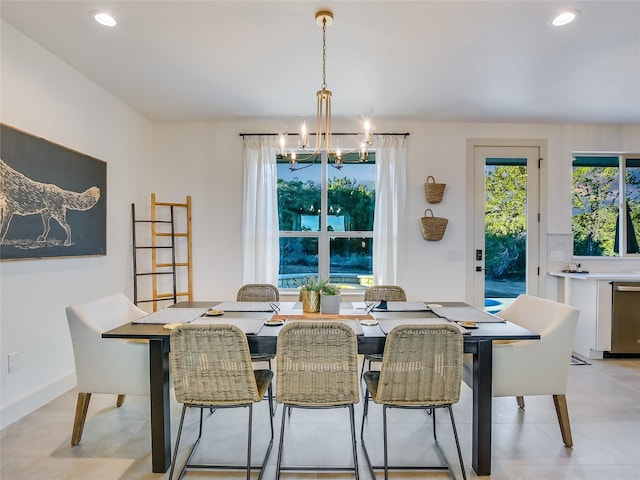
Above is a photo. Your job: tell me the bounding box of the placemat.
[211,301,276,312]
[371,301,429,312]
[191,316,267,334]
[378,318,469,335]
[429,305,505,323]
[133,307,209,324]
[269,316,365,336]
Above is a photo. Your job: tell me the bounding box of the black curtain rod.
[239,132,409,137]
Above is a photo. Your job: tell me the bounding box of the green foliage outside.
[484,166,527,281]
[277,176,374,232]
[277,177,321,231]
[572,166,619,256]
[277,175,374,275]
[327,177,375,231]
[486,161,640,280]
[572,165,640,256]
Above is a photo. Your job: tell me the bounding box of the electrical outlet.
[8,352,20,373]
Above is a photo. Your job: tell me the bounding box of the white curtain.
[373,135,407,285]
[242,136,279,284]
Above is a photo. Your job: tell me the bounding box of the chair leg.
[116,394,125,407]
[259,397,275,480]
[246,405,253,480]
[348,404,360,480]
[170,405,206,480]
[383,405,389,480]
[431,406,466,480]
[447,405,467,480]
[275,405,288,480]
[268,382,277,416]
[71,392,91,446]
[363,386,370,419]
[516,396,525,409]
[553,394,573,447]
[360,402,376,480]
[168,405,188,480]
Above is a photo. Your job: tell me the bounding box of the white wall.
[0,21,155,428]
[2,19,639,428]
[150,119,640,303]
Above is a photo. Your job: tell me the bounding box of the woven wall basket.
[420,209,448,241]
[424,176,446,204]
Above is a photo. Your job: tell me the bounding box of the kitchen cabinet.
[549,272,640,359]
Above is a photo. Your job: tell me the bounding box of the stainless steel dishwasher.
[610,282,640,354]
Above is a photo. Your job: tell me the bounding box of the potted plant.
[320,282,342,314]
[297,276,328,313]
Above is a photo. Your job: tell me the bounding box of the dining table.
[102,300,540,476]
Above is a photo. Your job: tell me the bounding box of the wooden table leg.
[149,338,171,473]
[472,339,493,476]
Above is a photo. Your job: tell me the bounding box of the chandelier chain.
[321,17,327,90]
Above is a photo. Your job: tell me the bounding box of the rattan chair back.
[364,285,407,302]
[237,284,279,302]
[170,324,263,405]
[375,324,463,406]
[276,321,359,406]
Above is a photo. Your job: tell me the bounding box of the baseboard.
[0,373,76,430]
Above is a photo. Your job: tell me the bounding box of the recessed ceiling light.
[93,11,117,27]
[551,10,579,27]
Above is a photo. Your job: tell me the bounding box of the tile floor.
[1,357,639,480]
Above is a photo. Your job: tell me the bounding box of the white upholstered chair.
[66,293,149,445]
[464,294,579,447]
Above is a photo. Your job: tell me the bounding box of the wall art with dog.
[0,124,106,260]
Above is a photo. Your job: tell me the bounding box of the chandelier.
[279,10,373,171]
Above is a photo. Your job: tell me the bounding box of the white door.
[471,145,541,311]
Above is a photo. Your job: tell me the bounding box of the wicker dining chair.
[236,283,280,302]
[169,324,274,480]
[364,285,407,303]
[361,285,408,378]
[236,286,279,362]
[361,324,466,480]
[275,321,360,480]
[236,283,279,414]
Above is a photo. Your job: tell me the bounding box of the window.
[572,154,640,257]
[277,152,375,289]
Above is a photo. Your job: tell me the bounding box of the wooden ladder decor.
[132,193,193,311]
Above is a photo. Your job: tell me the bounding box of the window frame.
[277,151,375,290]
[571,153,640,258]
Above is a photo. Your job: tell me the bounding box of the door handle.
[475,266,485,272]
[615,285,640,292]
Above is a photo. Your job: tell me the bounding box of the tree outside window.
[572,155,640,257]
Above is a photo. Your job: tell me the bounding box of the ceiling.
[2,1,639,125]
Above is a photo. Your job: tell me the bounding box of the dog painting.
[0,124,106,260]
[0,159,101,246]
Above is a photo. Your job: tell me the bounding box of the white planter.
[320,294,341,314]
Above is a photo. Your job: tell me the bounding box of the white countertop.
[549,271,640,281]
